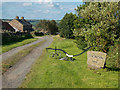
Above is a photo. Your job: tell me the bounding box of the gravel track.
[2,36,53,88]
[0,36,47,61]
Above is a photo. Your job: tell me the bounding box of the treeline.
[34,20,58,35]
[58,2,120,68]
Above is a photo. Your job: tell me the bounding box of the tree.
[58,13,77,38]
[74,2,120,68]
[35,20,48,32]
[74,2,120,52]
[35,20,58,35]
[48,20,58,35]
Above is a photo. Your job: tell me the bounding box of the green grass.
[1,38,38,54]
[20,36,118,88]
[2,40,46,74]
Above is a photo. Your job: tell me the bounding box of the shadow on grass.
[72,58,76,61]
[105,67,120,71]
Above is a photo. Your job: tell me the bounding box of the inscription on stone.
[87,51,107,69]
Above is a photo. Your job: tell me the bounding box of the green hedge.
[2,32,33,45]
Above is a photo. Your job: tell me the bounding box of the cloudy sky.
[2,0,83,20]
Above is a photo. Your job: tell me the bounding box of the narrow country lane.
[2,36,53,88]
[0,36,49,61]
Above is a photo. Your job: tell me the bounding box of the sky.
[2,0,83,20]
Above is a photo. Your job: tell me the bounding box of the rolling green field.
[20,36,118,88]
[1,38,38,54]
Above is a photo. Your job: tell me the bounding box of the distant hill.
[2,19,12,22]
[27,20,40,26]
[2,19,61,26]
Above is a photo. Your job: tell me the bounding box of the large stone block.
[87,51,107,69]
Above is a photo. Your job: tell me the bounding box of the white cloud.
[38,0,53,4]
[57,11,61,14]
[44,0,52,3]
[33,10,42,13]
[23,3,32,6]
[38,0,43,4]
[51,11,61,14]
[56,3,59,5]
[1,0,35,2]
[37,0,54,8]
[37,0,62,9]
[69,8,75,11]
[47,3,54,8]
[60,7,64,10]
[1,0,53,3]
[42,10,50,13]
[46,10,50,12]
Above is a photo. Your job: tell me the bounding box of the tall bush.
[74,2,120,52]
[74,2,120,68]
[58,13,77,38]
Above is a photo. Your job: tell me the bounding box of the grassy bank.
[20,36,118,88]
[2,40,46,74]
[1,38,38,54]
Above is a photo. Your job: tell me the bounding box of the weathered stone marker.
[87,51,107,69]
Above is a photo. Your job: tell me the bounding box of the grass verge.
[20,35,118,88]
[1,38,38,54]
[2,40,46,74]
